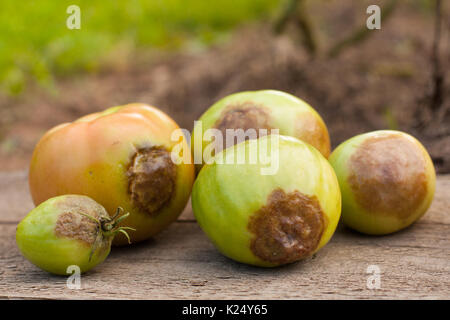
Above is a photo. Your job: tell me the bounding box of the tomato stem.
[76,207,135,261]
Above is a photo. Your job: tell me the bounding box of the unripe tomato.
[191,90,331,172]
[329,130,436,235]
[192,135,341,267]
[29,103,194,245]
[16,195,132,275]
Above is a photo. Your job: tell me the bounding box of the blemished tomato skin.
[329,130,436,235]
[16,195,112,275]
[192,135,341,267]
[191,90,331,173]
[29,103,195,245]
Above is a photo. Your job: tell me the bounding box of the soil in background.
[1,3,449,172]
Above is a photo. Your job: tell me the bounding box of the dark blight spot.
[213,102,271,152]
[248,188,326,264]
[348,134,428,219]
[54,195,108,245]
[127,147,177,216]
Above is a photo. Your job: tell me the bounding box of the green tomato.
[191,90,331,172]
[192,135,341,267]
[329,130,436,235]
[16,195,132,275]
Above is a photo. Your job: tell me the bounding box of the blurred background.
[0,0,448,172]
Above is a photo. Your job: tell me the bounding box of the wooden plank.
[0,171,195,223]
[0,171,449,299]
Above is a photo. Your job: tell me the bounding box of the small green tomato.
[192,135,341,267]
[16,195,133,275]
[329,130,436,235]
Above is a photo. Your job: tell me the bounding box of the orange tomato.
[29,103,195,245]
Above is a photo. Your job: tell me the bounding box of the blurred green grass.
[0,0,279,95]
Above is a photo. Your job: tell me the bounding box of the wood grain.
[0,171,449,299]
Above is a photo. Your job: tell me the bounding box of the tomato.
[192,135,341,267]
[16,195,132,275]
[329,130,435,235]
[29,103,194,245]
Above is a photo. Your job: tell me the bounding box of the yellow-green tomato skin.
[191,90,331,171]
[192,135,341,267]
[329,130,436,235]
[16,195,111,275]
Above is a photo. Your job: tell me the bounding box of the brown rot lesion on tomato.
[127,146,177,217]
[54,196,134,261]
[348,134,428,220]
[295,112,330,158]
[247,188,327,265]
[55,212,99,246]
[55,195,109,246]
[214,102,272,134]
[213,102,272,150]
[72,207,134,261]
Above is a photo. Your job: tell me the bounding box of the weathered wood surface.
[0,171,449,300]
